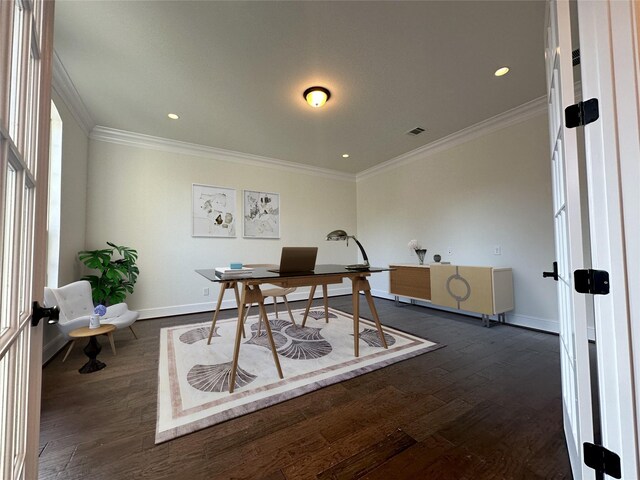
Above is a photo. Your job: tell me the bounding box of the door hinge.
[574,269,610,295]
[565,98,599,128]
[543,261,559,281]
[584,442,621,479]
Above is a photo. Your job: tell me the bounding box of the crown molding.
[356,95,548,181]
[90,126,356,182]
[51,50,95,136]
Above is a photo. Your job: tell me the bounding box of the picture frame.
[243,190,280,239]
[192,184,237,237]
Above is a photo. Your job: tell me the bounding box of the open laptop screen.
[268,247,317,274]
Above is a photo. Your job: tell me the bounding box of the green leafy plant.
[78,242,139,305]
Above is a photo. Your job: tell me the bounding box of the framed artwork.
[192,184,237,237]
[243,190,280,239]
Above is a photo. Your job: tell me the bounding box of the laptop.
[268,247,318,274]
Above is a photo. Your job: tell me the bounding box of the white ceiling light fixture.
[167,113,180,119]
[303,86,331,108]
[494,66,510,77]
[342,154,349,158]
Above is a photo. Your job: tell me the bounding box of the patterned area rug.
[156,307,442,443]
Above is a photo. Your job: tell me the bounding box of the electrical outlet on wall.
[203,287,210,296]
[447,247,453,255]
[494,245,502,255]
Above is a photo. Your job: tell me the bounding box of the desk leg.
[301,285,317,327]
[207,282,228,345]
[364,285,388,349]
[258,298,284,379]
[229,284,248,393]
[352,279,361,357]
[233,282,245,338]
[283,296,296,326]
[322,284,329,323]
[230,284,283,393]
[351,276,387,356]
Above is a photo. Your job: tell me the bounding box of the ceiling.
[53,1,547,175]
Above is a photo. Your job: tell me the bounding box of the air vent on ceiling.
[406,126,426,136]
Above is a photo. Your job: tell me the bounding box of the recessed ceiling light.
[342,154,349,158]
[494,67,510,77]
[167,113,179,120]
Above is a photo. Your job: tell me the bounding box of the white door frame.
[577,0,640,477]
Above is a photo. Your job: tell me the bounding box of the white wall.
[44,91,90,361]
[51,91,90,286]
[85,137,358,318]
[356,113,559,331]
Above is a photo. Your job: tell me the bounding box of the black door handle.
[31,301,60,327]
[543,261,559,281]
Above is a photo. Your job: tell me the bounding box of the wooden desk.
[197,265,389,393]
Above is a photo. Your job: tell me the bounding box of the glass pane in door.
[1,163,17,336]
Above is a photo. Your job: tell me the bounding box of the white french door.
[545,1,595,478]
[575,0,639,477]
[0,1,54,479]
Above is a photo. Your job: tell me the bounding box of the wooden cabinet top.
[389,264,432,268]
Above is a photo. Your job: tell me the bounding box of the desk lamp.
[326,229,370,270]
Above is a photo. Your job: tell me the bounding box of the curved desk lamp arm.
[349,236,370,266]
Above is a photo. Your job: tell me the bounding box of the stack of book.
[214,266,254,279]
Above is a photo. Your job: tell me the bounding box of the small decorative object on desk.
[433,254,441,262]
[90,304,106,329]
[408,239,427,265]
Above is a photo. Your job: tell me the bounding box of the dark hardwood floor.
[39,296,572,479]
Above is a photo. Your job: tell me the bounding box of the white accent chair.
[44,280,139,362]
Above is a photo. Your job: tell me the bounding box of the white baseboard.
[370,289,563,334]
[137,287,352,320]
[43,334,68,365]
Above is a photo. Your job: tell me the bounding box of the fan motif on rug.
[238,319,333,360]
[278,338,332,360]
[305,310,338,321]
[244,329,288,350]
[354,328,397,348]
[284,324,323,341]
[179,326,218,344]
[187,361,256,392]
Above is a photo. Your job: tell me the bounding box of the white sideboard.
[389,263,514,327]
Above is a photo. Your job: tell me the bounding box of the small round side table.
[68,324,116,374]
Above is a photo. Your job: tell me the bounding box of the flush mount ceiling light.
[494,66,510,77]
[303,86,331,108]
[167,113,179,119]
[342,154,350,158]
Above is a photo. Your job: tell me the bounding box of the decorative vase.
[89,314,101,329]
[415,249,427,265]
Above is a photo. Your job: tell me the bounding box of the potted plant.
[78,242,139,305]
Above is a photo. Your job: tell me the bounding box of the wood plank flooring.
[39,296,572,479]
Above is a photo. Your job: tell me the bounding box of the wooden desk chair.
[242,264,297,333]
